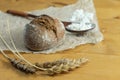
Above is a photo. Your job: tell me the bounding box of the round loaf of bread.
[24,14,65,51]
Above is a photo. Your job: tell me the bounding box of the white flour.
[67,9,94,30]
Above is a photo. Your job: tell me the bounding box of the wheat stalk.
[35,58,88,75]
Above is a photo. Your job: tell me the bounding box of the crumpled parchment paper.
[0,0,103,54]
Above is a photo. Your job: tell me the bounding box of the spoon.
[66,23,96,34]
[6,10,95,33]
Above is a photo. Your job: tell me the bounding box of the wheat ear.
[35,58,88,75]
[0,47,36,74]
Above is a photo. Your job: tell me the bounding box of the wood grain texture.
[0,0,120,80]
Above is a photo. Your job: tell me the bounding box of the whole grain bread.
[24,15,65,51]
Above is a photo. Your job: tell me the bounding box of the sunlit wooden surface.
[0,0,120,80]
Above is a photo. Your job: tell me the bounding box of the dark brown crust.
[24,14,65,51]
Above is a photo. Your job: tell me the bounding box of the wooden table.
[0,0,120,80]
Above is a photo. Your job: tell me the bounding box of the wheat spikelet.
[35,58,88,75]
[9,58,37,74]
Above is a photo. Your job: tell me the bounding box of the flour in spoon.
[67,9,94,30]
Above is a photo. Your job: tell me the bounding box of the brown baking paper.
[0,0,103,54]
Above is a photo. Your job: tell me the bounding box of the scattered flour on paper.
[0,0,103,54]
